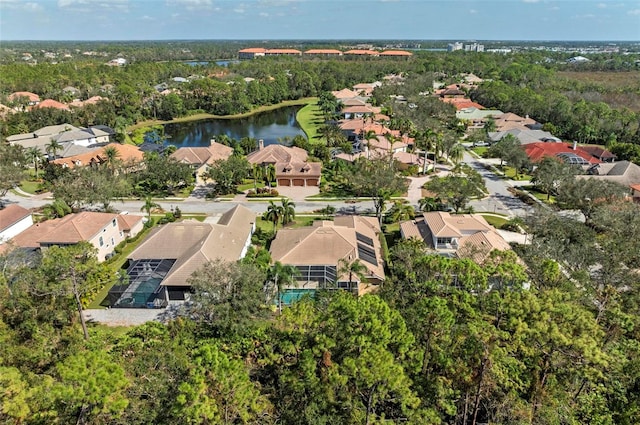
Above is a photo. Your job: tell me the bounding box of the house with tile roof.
[379,50,413,57]
[170,140,234,184]
[578,161,640,192]
[246,142,321,187]
[33,99,70,111]
[0,205,33,245]
[580,145,617,163]
[111,205,255,306]
[524,142,601,166]
[2,212,143,261]
[269,216,385,300]
[52,143,145,171]
[400,212,511,263]
[494,112,541,131]
[344,49,379,57]
[489,129,559,145]
[8,91,40,107]
[303,49,343,56]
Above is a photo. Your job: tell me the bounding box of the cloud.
[166,0,212,11]
[522,0,539,3]
[550,6,560,10]
[628,9,640,15]
[469,9,477,14]
[234,7,245,13]
[573,13,596,19]
[58,0,128,12]
[141,15,155,21]
[259,12,269,17]
[597,3,607,8]
[0,0,43,11]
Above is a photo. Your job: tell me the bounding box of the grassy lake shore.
[128,97,317,132]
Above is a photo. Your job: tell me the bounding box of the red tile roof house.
[238,48,266,59]
[246,141,322,187]
[8,91,40,108]
[32,99,70,111]
[0,205,33,246]
[2,212,143,261]
[303,49,343,56]
[524,142,601,166]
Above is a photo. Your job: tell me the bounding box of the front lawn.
[501,166,532,181]
[471,147,488,156]
[480,214,508,228]
[520,185,556,204]
[19,179,42,194]
[296,101,325,143]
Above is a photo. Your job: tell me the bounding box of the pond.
[163,106,306,148]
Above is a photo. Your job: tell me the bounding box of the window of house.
[437,237,452,245]
[111,237,115,246]
[112,219,117,227]
[99,236,104,247]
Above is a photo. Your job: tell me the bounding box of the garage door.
[293,179,304,186]
[278,179,291,186]
[307,179,319,186]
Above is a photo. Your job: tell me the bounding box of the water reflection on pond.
[164,106,306,148]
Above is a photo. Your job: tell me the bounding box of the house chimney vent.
[258,139,264,150]
[572,140,578,150]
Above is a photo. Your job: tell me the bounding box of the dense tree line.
[2,193,639,423]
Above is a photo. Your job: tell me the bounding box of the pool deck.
[84,302,183,327]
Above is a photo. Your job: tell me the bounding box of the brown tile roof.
[52,143,144,169]
[344,50,379,56]
[33,99,70,111]
[116,214,144,232]
[0,205,31,232]
[270,216,385,282]
[278,161,322,178]
[246,144,308,165]
[441,98,485,110]
[304,49,342,55]
[9,91,40,102]
[331,88,359,99]
[457,230,512,263]
[580,145,617,160]
[129,205,255,287]
[423,212,492,238]
[379,50,413,56]
[4,219,62,249]
[342,98,367,106]
[170,142,233,165]
[266,49,302,55]
[239,48,267,53]
[342,105,377,114]
[38,212,119,244]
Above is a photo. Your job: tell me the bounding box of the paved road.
[1,191,376,217]
[3,150,531,219]
[462,151,533,218]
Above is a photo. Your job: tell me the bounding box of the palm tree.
[25,147,42,178]
[45,138,63,159]
[280,198,296,226]
[361,129,378,160]
[269,261,300,313]
[419,197,439,212]
[140,195,160,222]
[264,201,283,231]
[386,201,415,223]
[103,145,121,174]
[338,258,368,292]
[252,163,264,191]
[448,143,465,165]
[265,164,277,187]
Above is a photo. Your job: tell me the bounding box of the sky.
[0,0,639,41]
